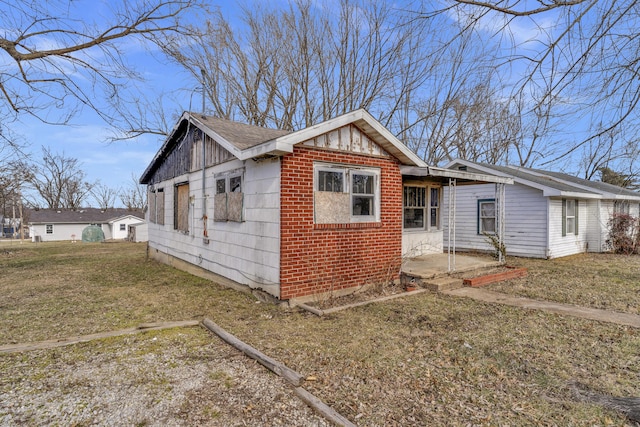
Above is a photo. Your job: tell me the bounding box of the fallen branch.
[572,382,640,423]
[201,318,304,387]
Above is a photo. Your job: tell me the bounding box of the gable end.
[301,124,390,158]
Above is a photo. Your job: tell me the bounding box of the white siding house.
[444,160,640,259]
[140,110,509,302]
[28,208,144,242]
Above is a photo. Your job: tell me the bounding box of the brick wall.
[280,146,403,300]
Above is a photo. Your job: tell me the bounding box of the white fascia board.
[544,190,601,199]
[239,109,425,166]
[239,139,294,160]
[426,166,513,184]
[356,110,427,167]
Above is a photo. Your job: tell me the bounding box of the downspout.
[202,130,209,243]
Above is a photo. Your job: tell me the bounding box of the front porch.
[402,252,502,280]
[401,252,506,292]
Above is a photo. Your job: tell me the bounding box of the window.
[351,172,375,217]
[404,186,425,229]
[147,188,164,225]
[478,199,496,234]
[430,188,440,228]
[214,172,244,222]
[314,164,380,224]
[119,224,126,231]
[403,186,441,230]
[46,224,53,234]
[562,199,579,236]
[174,182,190,232]
[318,169,344,192]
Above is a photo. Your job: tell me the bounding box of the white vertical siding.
[443,183,549,258]
[147,157,281,297]
[585,199,609,253]
[547,198,588,258]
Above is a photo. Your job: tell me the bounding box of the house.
[443,159,640,259]
[140,110,510,304]
[28,208,145,242]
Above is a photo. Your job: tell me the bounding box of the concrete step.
[422,277,464,292]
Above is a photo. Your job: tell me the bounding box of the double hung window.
[478,199,496,234]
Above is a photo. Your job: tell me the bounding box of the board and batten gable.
[144,128,282,297]
[443,182,549,258]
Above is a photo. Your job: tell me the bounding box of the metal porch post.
[496,182,506,263]
[448,178,457,272]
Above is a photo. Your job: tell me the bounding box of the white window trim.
[402,185,441,232]
[478,199,496,235]
[314,163,381,223]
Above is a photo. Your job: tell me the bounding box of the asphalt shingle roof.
[28,208,143,224]
[194,114,291,150]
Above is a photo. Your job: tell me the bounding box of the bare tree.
[120,173,146,210]
[426,0,640,175]
[160,0,439,131]
[26,147,94,210]
[91,183,119,210]
[0,0,204,142]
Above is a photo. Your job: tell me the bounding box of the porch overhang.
[400,165,514,185]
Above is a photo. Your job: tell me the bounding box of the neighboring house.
[140,109,509,303]
[443,159,640,259]
[28,208,144,242]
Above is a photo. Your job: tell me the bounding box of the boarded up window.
[174,183,189,232]
[156,189,165,225]
[214,173,243,222]
[148,188,165,225]
[148,189,156,224]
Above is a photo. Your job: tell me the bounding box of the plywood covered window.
[148,188,164,225]
[214,172,244,222]
[314,163,380,224]
[174,183,190,232]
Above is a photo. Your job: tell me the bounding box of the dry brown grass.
[1,241,639,426]
[492,253,640,315]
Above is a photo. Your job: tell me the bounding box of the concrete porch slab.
[401,253,502,279]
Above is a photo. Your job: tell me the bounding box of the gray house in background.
[443,159,640,259]
[28,208,145,242]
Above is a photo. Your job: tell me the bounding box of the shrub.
[606,213,640,255]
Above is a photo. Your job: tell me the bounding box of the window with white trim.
[562,199,579,236]
[46,224,53,234]
[403,186,440,230]
[478,199,496,234]
[119,224,126,231]
[314,164,380,224]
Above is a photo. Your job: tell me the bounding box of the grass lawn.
[1,241,639,425]
[492,253,640,314]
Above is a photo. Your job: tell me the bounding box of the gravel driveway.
[0,326,329,426]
